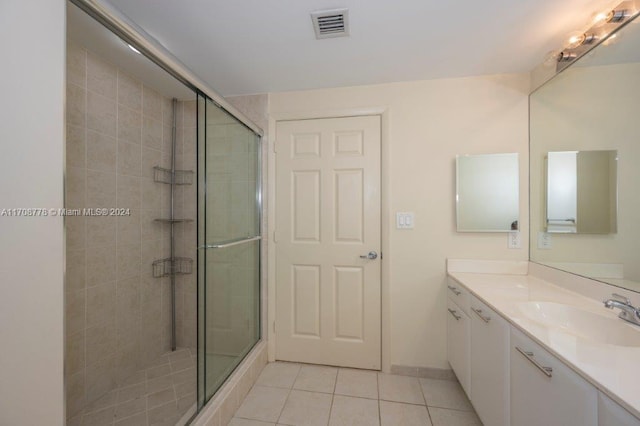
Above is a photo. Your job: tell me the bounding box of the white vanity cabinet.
[510,328,597,426]
[469,296,510,426]
[446,297,470,396]
[598,392,640,426]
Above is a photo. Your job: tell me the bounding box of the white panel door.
[275,116,381,369]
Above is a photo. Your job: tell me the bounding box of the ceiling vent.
[311,8,349,39]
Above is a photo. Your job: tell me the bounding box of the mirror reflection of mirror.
[546,150,617,234]
[530,12,640,293]
[456,153,519,232]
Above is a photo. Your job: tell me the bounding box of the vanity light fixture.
[552,1,639,71]
[568,33,598,48]
[606,9,629,22]
[557,51,577,62]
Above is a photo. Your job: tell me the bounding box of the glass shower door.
[197,95,261,407]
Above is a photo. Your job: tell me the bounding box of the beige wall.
[0,1,65,424]
[64,43,197,417]
[268,74,530,369]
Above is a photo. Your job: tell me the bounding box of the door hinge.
[273,230,277,243]
[272,321,276,334]
[273,141,278,153]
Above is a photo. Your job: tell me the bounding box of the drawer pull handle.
[472,307,491,323]
[447,308,462,321]
[516,346,553,378]
[447,285,462,296]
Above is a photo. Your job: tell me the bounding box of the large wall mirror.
[530,17,640,292]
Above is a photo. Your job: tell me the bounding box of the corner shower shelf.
[152,257,193,278]
[153,218,194,224]
[153,166,194,185]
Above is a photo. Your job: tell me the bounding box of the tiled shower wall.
[64,42,196,418]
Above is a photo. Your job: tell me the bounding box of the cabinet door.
[510,328,597,426]
[447,297,470,397]
[470,297,510,426]
[598,392,640,426]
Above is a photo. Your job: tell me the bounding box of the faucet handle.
[611,293,632,305]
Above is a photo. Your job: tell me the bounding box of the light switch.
[538,231,552,249]
[396,212,415,229]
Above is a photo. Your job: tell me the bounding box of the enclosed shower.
[64,2,262,425]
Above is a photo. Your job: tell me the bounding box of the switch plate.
[396,212,414,229]
[537,231,552,249]
[508,231,521,249]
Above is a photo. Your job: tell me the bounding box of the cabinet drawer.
[510,328,597,426]
[446,297,471,397]
[447,277,470,315]
[470,296,510,426]
[598,392,640,426]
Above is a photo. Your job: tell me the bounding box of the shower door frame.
[68,0,266,421]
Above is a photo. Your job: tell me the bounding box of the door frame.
[267,106,391,372]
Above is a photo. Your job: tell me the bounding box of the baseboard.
[191,340,268,426]
[390,364,456,381]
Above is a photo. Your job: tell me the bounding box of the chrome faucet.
[603,293,640,326]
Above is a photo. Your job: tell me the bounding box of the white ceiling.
[103,0,620,96]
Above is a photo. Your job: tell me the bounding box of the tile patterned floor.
[230,362,483,426]
[68,348,197,426]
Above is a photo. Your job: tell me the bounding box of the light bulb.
[128,44,141,55]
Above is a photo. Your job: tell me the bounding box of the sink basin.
[517,301,640,347]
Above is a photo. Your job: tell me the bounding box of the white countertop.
[448,271,640,419]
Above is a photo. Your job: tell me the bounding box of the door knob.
[360,251,378,260]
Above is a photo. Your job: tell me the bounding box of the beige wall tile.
[86,130,116,173]
[117,104,142,145]
[86,281,116,328]
[66,125,86,169]
[85,355,117,403]
[86,170,116,208]
[141,178,162,211]
[117,141,142,177]
[67,43,86,88]
[141,147,161,179]
[66,371,86,418]
[86,319,117,366]
[87,52,117,100]
[116,243,141,280]
[65,330,85,377]
[117,71,142,111]
[143,116,163,150]
[116,209,141,246]
[67,83,86,127]
[66,248,87,293]
[87,91,117,137]
[66,216,86,250]
[66,167,86,210]
[86,216,116,247]
[143,86,162,121]
[141,209,163,241]
[66,289,86,336]
[86,245,116,286]
[116,174,141,210]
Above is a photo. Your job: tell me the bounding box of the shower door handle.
[359,251,378,260]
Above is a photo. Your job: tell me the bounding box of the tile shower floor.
[69,348,197,426]
[230,362,482,426]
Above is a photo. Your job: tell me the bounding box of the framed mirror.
[530,16,640,292]
[546,150,618,234]
[456,153,519,232]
